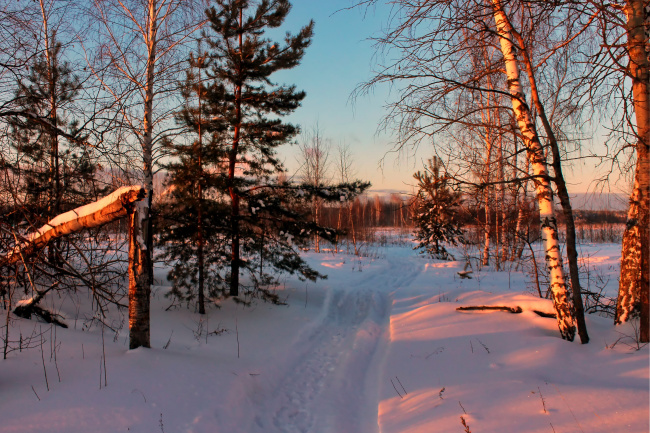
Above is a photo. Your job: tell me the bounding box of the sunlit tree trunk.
[492,0,576,341]
[616,0,649,343]
[128,201,151,349]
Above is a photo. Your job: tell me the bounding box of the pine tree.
[412,157,464,261]
[162,0,370,305]
[8,33,106,260]
[201,0,312,297]
[158,45,231,312]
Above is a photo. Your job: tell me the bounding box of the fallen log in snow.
[457,305,523,314]
[1,186,145,266]
[13,283,68,328]
[456,305,557,318]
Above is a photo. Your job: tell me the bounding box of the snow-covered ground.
[0,238,648,433]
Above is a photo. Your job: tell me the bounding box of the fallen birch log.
[456,305,557,318]
[1,186,145,266]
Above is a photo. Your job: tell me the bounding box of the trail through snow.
[245,256,423,433]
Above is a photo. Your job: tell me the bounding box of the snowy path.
[246,256,423,433]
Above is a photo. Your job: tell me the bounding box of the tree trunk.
[196,50,206,315]
[508,20,590,344]
[314,196,320,253]
[482,136,492,267]
[496,133,506,270]
[492,0,576,341]
[616,0,649,344]
[512,129,526,262]
[39,0,60,264]
[228,6,244,297]
[128,201,151,349]
[142,0,158,284]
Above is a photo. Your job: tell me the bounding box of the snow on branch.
[2,186,145,266]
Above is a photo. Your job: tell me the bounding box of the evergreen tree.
[203,0,314,297]
[161,0,370,306]
[158,45,230,313]
[412,157,464,260]
[8,34,105,238]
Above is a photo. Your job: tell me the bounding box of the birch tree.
[357,0,583,340]
[297,124,331,253]
[603,0,649,341]
[491,0,576,341]
[88,0,204,348]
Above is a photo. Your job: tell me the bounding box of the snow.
[15,297,35,307]
[0,238,647,433]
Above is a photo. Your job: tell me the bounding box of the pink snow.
[0,240,647,433]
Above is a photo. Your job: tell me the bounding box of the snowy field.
[0,236,648,433]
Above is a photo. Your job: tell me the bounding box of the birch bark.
[128,200,151,349]
[492,0,576,341]
[616,0,649,343]
[1,186,144,267]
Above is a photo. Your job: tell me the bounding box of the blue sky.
[272,1,625,196]
[272,1,422,194]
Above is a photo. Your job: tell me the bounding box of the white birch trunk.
[492,0,576,341]
[127,0,158,349]
[129,200,151,349]
[2,186,145,266]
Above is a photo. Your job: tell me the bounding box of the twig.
[39,329,49,391]
[460,415,471,433]
[476,338,490,354]
[235,318,240,359]
[101,322,107,388]
[390,378,403,399]
[459,401,468,414]
[31,385,40,401]
[425,346,444,359]
[533,310,557,318]
[438,387,446,399]
[163,331,173,349]
[4,268,11,360]
[131,388,147,402]
[551,383,584,433]
[396,376,407,395]
[53,326,61,383]
[538,386,547,413]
